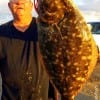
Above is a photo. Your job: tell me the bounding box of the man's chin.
[16,10,25,15]
[16,12,25,17]
[15,14,26,20]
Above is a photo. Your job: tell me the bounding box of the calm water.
[0,13,12,25]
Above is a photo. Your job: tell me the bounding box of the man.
[0,0,50,99]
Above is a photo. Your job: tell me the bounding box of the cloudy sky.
[0,0,100,22]
[75,0,100,21]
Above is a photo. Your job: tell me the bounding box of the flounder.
[35,0,98,99]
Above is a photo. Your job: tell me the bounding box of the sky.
[0,0,100,22]
[74,0,100,21]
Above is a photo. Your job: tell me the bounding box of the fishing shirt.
[0,18,49,100]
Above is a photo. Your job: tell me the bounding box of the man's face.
[8,0,33,19]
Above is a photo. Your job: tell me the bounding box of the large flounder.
[36,0,98,99]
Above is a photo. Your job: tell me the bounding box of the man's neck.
[13,16,32,32]
[13,16,32,27]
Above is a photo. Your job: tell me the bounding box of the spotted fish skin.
[37,0,98,100]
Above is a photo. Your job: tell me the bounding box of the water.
[0,13,12,25]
